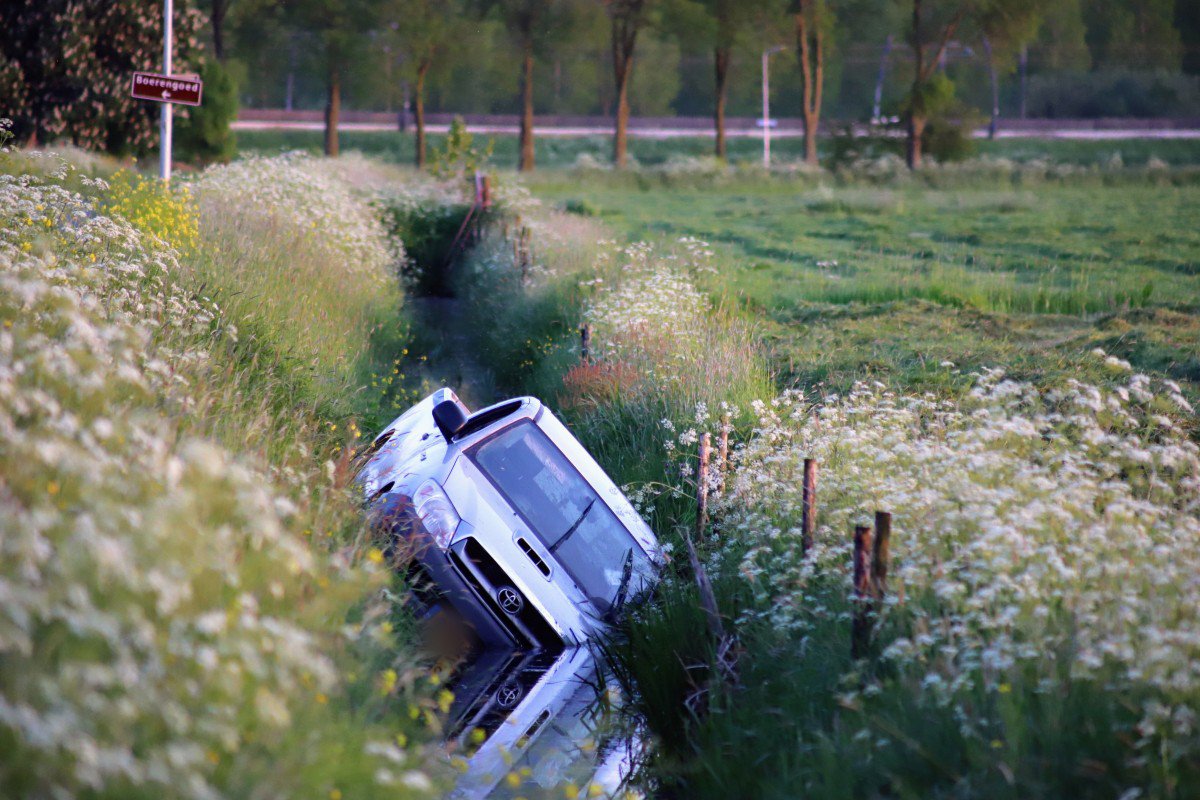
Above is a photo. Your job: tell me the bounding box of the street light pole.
[762,45,784,169]
[161,0,173,182]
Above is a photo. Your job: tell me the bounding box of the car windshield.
[472,421,650,611]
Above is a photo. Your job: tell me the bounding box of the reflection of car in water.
[445,646,640,800]
[356,388,662,649]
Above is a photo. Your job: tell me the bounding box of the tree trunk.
[796,1,824,166]
[414,61,429,168]
[611,16,638,169]
[211,0,227,61]
[519,35,535,172]
[713,47,730,159]
[324,66,340,158]
[907,114,925,169]
[614,68,630,168]
[907,0,924,169]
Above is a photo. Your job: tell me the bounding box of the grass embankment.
[237,128,1200,170]
[450,163,1200,798]
[0,148,462,798]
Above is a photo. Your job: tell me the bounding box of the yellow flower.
[329,790,342,800]
[367,547,384,564]
[315,693,328,705]
[997,683,1011,694]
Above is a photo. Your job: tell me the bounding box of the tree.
[793,0,830,165]
[485,0,569,172]
[663,0,759,159]
[603,0,657,168]
[280,0,382,156]
[1083,0,1182,70]
[901,0,1035,168]
[210,0,233,59]
[382,0,462,168]
[0,0,206,153]
[1031,0,1089,71]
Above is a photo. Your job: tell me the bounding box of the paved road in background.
[232,118,1200,140]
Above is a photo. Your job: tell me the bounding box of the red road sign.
[131,72,203,106]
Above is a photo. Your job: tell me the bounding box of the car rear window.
[471,421,650,610]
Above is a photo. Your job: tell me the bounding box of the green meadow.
[525,174,1200,407]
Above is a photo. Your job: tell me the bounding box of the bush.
[176,58,238,165]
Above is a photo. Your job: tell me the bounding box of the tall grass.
[617,368,1200,799]
[0,149,449,799]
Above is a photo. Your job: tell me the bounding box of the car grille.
[450,537,560,648]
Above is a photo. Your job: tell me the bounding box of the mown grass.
[528,176,1200,409]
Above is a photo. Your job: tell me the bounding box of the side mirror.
[433,396,469,441]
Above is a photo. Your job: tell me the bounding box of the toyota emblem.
[496,586,524,615]
[495,682,523,709]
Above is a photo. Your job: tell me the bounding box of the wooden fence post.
[517,226,531,282]
[579,324,591,364]
[872,511,891,601]
[717,413,731,494]
[478,173,492,209]
[851,524,874,660]
[695,433,712,538]
[801,458,818,556]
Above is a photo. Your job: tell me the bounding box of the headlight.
[412,479,460,548]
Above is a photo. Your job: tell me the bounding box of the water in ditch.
[441,646,642,800]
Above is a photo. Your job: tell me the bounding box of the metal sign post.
[161,0,173,182]
[130,0,201,182]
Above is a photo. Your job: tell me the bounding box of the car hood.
[356,391,449,500]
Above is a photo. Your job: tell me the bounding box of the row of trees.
[247,0,1195,169]
[2,0,1197,167]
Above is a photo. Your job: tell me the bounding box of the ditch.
[382,207,648,800]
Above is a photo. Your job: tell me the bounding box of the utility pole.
[762,45,784,169]
[161,0,173,182]
[872,35,893,122]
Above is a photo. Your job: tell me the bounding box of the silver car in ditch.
[356,388,661,649]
